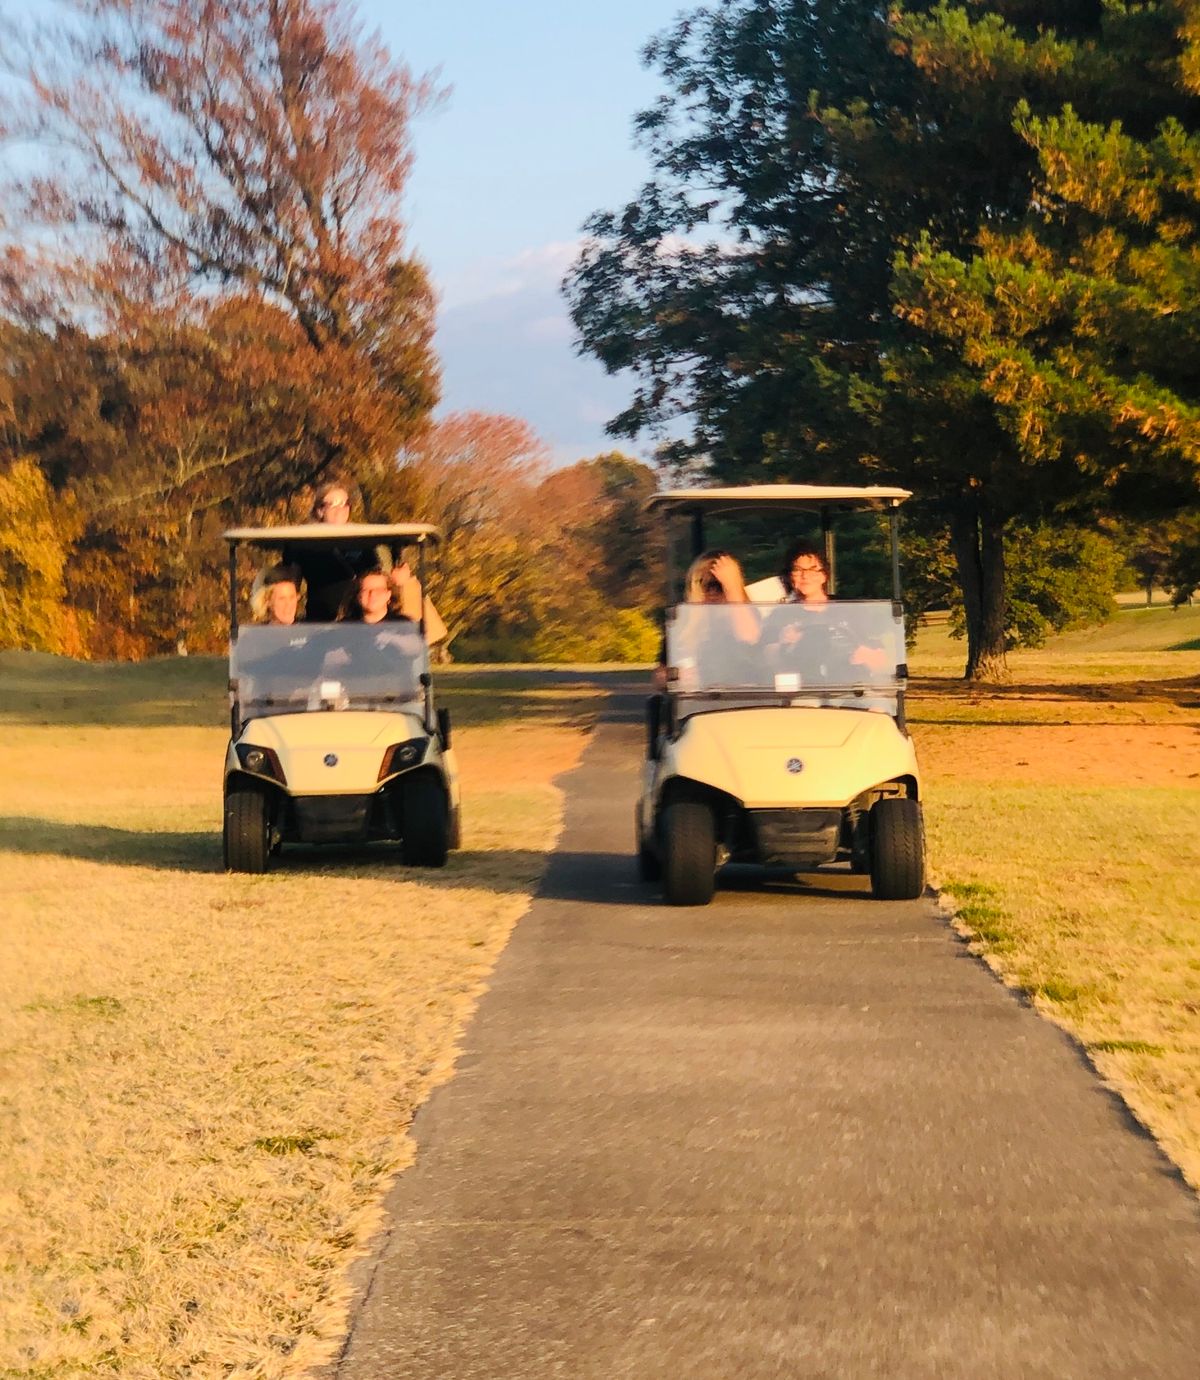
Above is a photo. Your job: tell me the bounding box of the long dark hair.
[780,540,828,598]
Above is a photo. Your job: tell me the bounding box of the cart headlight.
[235,743,286,783]
[378,737,428,779]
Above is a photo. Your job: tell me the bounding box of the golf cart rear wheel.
[661,800,716,906]
[224,785,271,874]
[402,773,449,868]
[869,797,924,900]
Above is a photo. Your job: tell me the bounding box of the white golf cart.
[637,486,924,905]
[222,523,460,872]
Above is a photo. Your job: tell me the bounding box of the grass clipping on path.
[0,657,595,1379]
[911,605,1200,1192]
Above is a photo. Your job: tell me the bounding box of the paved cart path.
[337,694,1200,1379]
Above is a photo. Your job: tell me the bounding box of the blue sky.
[357,0,690,465]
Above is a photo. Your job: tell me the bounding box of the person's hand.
[851,644,889,673]
[777,621,803,647]
[389,561,413,591]
[710,554,746,600]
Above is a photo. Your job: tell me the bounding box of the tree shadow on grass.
[911,675,1200,711]
[0,815,631,899]
[0,816,222,872]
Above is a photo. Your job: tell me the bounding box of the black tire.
[635,808,661,882]
[661,799,716,906]
[402,772,450,867]
[869,797,925,900]
[224,784,270,874]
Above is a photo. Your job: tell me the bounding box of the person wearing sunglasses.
[279,480,390,621]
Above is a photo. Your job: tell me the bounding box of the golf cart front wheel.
[661,799,716,906]
[402,772,450,868]
[224,785,271,874]
[635,807,661,882]
[869,797,925,900]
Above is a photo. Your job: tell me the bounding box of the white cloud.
[436,238,585,312]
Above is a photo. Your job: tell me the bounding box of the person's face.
[317,488,351,524]
[267,581,299,625]
[790,555,828,601]
[357,573,391,621]
[700,572,726,604]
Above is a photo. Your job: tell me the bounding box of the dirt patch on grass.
[916,720,1200,788]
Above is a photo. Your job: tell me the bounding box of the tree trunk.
[947,502,1010,682]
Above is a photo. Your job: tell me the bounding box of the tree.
[374,412,551,654]
[536,453,664,608]
[565,1,1182,679]
[0,458,78,653]
[1,0,441,652]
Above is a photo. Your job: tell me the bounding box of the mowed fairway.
[909,605,1200,1188]
[0,654,595,1379]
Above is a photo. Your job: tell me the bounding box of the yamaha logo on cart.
[324,754,338,767]
[786,758,804,774]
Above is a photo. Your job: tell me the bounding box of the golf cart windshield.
[665,600,904,710]
[233,623,428,718]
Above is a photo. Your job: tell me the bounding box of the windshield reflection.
[666,600,903,701]
[233,622,427,716]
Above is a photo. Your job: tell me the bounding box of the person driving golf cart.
[637,484,924,906]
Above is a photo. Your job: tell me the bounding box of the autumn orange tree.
[363,419,660,662]
[0,0,440,654]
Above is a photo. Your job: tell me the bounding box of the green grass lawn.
[910,602,1200,679]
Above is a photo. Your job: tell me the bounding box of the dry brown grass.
[909,608,1200,1190]
[0,658,596,1378]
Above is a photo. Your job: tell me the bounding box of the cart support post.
[228,541,240,738]
[417,537,436,732]
[822,510,836,595]
[889,507,903,606]
[228,541,239,640]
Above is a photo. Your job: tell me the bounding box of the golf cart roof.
[223,522,441,548]
[646,485,912,514]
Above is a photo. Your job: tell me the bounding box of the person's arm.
[709,554,760,644]
[389,561,420,616]
[389,562,448,643]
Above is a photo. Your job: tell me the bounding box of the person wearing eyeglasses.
[759,543,890,678]
[743,539,829,604]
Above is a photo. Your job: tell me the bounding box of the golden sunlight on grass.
[910,606,1200,1189]
[0,659,596,1378]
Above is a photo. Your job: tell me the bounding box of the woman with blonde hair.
[250,565,301,625]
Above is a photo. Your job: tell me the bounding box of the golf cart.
[637,485,924,905]
[221,523,460,872]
